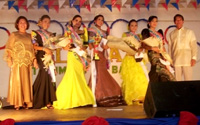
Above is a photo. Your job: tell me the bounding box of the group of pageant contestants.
[4,13,197,110]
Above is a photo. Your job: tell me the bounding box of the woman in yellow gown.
[53,15,95,109]
[120,19,148,105]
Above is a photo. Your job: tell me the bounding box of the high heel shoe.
[46,104,54,109]
[15,107,20,110]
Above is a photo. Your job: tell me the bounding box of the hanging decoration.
[100,0,106,6]
[162,3,168,10]
[192,2,197,9]
[54,5,59,13]
[145,0,150,7]
[186,0,191,5]
[58,0,65,8]
[0,1,6,9]
[145,4,150,11]
[80,0,86,7]
[115,4,121,11]
[197,0,200,4]
[69,0,76,7]
[155,0,160,8]
[18,0,25,8]
[121,0,127,6]
[22,5,28,12]
[111,0,117,6]
[27,0,34,8]
[48,0,55,8]
[8,1,15,9]
[166,0,170,5]
[0,0,199,13]
[13,5,19,13]
[43,5,49,12]
[89,0,95,7]
[105,5,112,12]
[124,4,130,10]
[85,4,91,12]
[171,3,179,10]
[135,4,140,11]
[74,5,80,13]
[38,0,44,9]
[132,0,138,6]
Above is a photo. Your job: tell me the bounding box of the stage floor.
[0,105,147,122]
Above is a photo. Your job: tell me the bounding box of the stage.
[0,105,146,122]
[1,105,200,125]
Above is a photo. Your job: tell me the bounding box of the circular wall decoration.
[0,27,10,50]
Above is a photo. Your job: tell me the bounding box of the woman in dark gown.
[31,15,56,109]
[141,16,175,83]
[88,15,124,106]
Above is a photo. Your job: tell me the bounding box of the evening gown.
[120,32,148,105]
[32,30,56,109]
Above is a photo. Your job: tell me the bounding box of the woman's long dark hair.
[147,16,158,28]
[70,15,82,28]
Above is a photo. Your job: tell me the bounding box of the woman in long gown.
[88,15,124,107]
[120,19,148,105]
[53,15,95,109]
[142,16,175,83]
[32,15,56,109]
[4,16,36,110]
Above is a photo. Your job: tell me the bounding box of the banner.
[171,3,179,10]
[38,0,44,9]
[180,2,187,8]
[48,0,55,8]
[43,5,49,12]
[186,0,191,5]
[166,0,170,5]
[115,4,121,11]
[101,0,106,6]
[58,0,65,8]
[105,5,112,12]
[132,0,138,6]
[135,3,140,11]
[54,5,59,13]
[74,5,80,13]
[197,0,200,4]
[162,3,168,10]
[80,0,86,7]
[8,1,15,9]
[18,0,25,8]
[0,1,6,9]
[155,0,160,7]
[111,0,117,6]
[145,0,150,7]
[27,0,34,8]
[192,2,197,9]
[89,0,95,7]
[69,0,76,7]
[13,5,19,13]
[145,4,150,10]
[85,4,91,11]
[121,0,127,6]
[22,5,28,12]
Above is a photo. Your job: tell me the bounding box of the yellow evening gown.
[120,55,148,105]
[53,51,95,109]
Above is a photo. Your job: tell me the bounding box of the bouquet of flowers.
[107,35,141,55]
